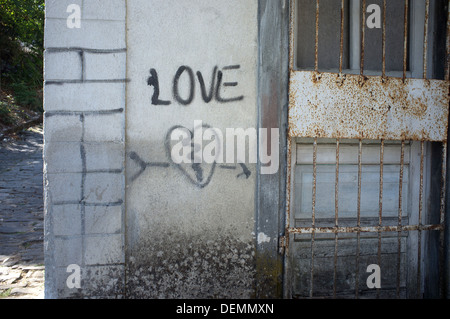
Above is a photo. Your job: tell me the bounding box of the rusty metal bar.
[403,0,409,80]
[417,141,424,296]
[287,224,444,235]
[350,0,361,70]
[361,0,366,75]
[339,0,345,73]
[357,140,363,232]
[312,137,318,230]
[382,0,387,77]
[377,140,384,299]
[286,140,292,230]
[285,134,293,258]
[396,140,405,298]
[445,3,450,82]
[333,139,340,298]
[282,1,297,245]
[423,0,430,79]
[379,141,384,227]
[335,139,340,228]
[355,139,362,298]
[439,142,447,298]
[310,137,318,298]
[289,0,296,71]
[315,0,320,72]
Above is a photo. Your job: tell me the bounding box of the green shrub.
[0,101,14,125]
[10,81,42,111]
[0,0,44,113]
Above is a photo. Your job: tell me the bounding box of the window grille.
[285,0,449,299]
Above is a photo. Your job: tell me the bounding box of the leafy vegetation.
[0,288,12,298]
[0,0,45,129]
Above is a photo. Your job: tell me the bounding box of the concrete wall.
[43,0,285,299]
[125,0,258,298]
[44,0,127,298]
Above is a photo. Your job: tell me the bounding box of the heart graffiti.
[164,123,217,188]
[128,124,251,188]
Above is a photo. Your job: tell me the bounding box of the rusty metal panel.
[289,71,449,142]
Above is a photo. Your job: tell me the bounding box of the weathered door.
[285,0,449,298]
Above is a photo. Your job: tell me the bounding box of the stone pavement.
[0,126,45,299]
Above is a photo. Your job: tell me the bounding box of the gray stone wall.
[44,0,127,298]
[44,0,263,298]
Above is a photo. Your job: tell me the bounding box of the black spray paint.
[147,65,244,106]
[173,66,195,105]
[147,68,171,105]
[128,124,251,188]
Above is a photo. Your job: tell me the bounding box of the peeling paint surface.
[289,71,449,141]
[257,232,271,244]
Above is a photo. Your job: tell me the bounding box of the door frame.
[255,0,290,299]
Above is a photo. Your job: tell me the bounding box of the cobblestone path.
[0,126,45,299]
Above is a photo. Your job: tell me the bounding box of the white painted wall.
[44,0,127,298]
[44,0,259,298]
[125,0,258,298]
